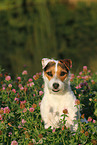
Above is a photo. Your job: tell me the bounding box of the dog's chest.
[48,95,68,116]
[45,91,75,116]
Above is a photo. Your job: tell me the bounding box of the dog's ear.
[42,58,51,69]
[60,59,72,70]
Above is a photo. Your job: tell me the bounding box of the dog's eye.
[60,71,66,76]
[47,71,53,77]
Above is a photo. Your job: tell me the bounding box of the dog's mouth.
[52,89,60,92]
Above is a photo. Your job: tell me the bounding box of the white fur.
[40,58,79,131]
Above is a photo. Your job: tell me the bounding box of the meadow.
[0,66,97,145]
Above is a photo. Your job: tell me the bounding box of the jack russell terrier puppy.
[40,58,80,131]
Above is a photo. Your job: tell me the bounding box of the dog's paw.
[45,124,54,129]
[73,123,78,131]
[45,124,49,129]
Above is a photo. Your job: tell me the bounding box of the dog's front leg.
[67,109,78,132]
[44,112,54,129]
[42,108,60,129]
[40,103,54,129]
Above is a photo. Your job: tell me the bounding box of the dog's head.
[42,58,72,94]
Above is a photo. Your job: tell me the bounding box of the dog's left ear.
[42,58,51,69]
[60,59,72,70]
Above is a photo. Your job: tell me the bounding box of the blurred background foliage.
[0,0,97,76]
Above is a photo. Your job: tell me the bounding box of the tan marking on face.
[44,64,55,81]
[57,62,68,82]
[44,61,68,81]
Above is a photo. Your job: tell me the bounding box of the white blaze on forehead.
[54,60,59,77]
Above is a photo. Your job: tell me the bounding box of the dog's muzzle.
[52,83,60,92]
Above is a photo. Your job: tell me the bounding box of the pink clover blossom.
[11,140,18,145]
[5,76,11,81]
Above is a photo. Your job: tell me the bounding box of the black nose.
[53,83,59,89]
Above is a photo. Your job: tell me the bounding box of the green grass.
[0,67,97,145]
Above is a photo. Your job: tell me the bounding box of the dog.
[40,58,79,131]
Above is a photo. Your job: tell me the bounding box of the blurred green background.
[0,0,97,76]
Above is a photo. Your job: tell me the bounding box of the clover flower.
[12,89,16,93]
[20,87,24,91]
[70,74,75,81]
[14,98,19,102]
[93,119,96,123]
[2,87,5,90]
[18,84,22,88]
[83,66,87,72]
[83,75,91,81]
[91,80,95,84]
[8,132,12,137]
[0,108,4,114]
[28,78,33,82]
[22,70,28,75]
[63,109,68,114]
[33,94,35,97]
[33,73,39,80]
[38,72,41,75]
[81,114,85,119]
[62,125,64,130]
[76,84,81,89]
[8,84,12,88]
[52,129,56,133]
[20,100,26,109]
[5,75,11,81]
[0,115,3,120]
[22,119,26,124]
[29,82,34,87]
[11,140,18,145]
[39,91,43,96]
[17,77,21,81]
[77,75,81,79]
[20,100,26,104]
[80,129,84,133]
[85,131,89,136]
[39,101,41,106]
[75,99,80,105]
[18,125,23,129]
[79,71,83,75]
[88,117,92,122]
[29,107,34,113]
[89,98,92,101]
[32,104,37,109]
[23,108,27,113]
[4,107,10,114]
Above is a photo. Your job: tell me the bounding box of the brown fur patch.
[44,62,55,80]
[57,62,68,81]
[59,59,72,70]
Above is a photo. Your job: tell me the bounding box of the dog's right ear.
[42,58,51,69]
[59,59,72,70]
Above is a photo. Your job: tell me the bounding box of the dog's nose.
[53,83,59,89]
